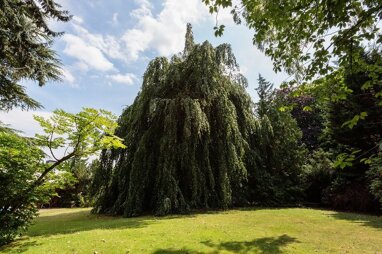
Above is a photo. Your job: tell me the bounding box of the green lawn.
[1,208,382,253]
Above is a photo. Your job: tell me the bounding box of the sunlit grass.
[1,207,382,253]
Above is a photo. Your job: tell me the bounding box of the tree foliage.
[321,50,382,169]
[0,128,72,245]
[248,75,305,205]
[93,25,258,217]
[93,26,307,217]
[0,108,124,245]
[292,48,382,211]
[0,0,71,110]
[367,152,382,207]
[278,89,324,151]
[316,50,382,211]
[203,0,382,81]
[47,158,99,208]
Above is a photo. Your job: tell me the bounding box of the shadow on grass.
[152,234,298,254]
[152,248,204,254]
[328,211,382,230]
[202,234,299,254]
[0,240,41,253]
[23,208,227,238]
[0,210,153,253]
[25,210,152,237]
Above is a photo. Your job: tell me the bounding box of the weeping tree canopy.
[93,24,259,217]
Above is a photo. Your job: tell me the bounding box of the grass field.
[1,208,382,253]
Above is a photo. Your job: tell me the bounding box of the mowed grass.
[1,208,382,253]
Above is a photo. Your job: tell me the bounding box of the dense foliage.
[202,1,382,212]
[317,50,382,211]
[287,48,382,211]
[279,89,324,151]
[0,128,72,245]
[248,76,305,205]
[0,108,124,245]
[47,158,99,208]
[93,26,257,216]
[93,26,306,217]
[203,0,382,81]
[368,152,382,206]
[0,0,71,110]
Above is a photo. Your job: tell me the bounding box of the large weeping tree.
[93,24,259,217]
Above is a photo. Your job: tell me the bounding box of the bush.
[322,176,379,212]
[367,152,382,209]
[302,149,335,204]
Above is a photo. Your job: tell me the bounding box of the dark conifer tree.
[0,0,71,110]
[247,75,305,205]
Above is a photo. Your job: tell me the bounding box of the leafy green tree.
[326,50,382,166]
[203,0,382,81]
[248,75,306,205]
[314,49,382,211]
[255,75,273,117]
[203,2,382,161]
[0,0,71,110]
[0,108,124,245]
[93,25,257,217]
[0,128,71,245]
[47,158,98,208]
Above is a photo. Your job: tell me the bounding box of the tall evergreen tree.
[93,25,258,217]
[0,0,71,110]
[247,75,305,205]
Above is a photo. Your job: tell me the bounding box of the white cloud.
[60,0,212,71]
[72,15,84,24]
[122,0,210,61]
[108,73,137,85]
[62,33,115,71]
[112,12,119,25]
[0,109,52,137]
[60,67,76,84]
[65,23,127,64]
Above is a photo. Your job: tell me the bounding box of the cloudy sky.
[1,0,287,136]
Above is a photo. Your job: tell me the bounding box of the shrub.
[302,149,335,204]
[367,152,382,209]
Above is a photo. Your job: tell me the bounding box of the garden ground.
[1,207,382,253]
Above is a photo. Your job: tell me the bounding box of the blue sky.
[1,0,287,136]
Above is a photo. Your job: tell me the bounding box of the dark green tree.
[0,0,71,110]
[255,75,273,118]
[367,152,382,208]
[278,89,324,151]
[247,75,306,205]
[318,49,382,211]
[326,49,382,168]
[93,25,258,217]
